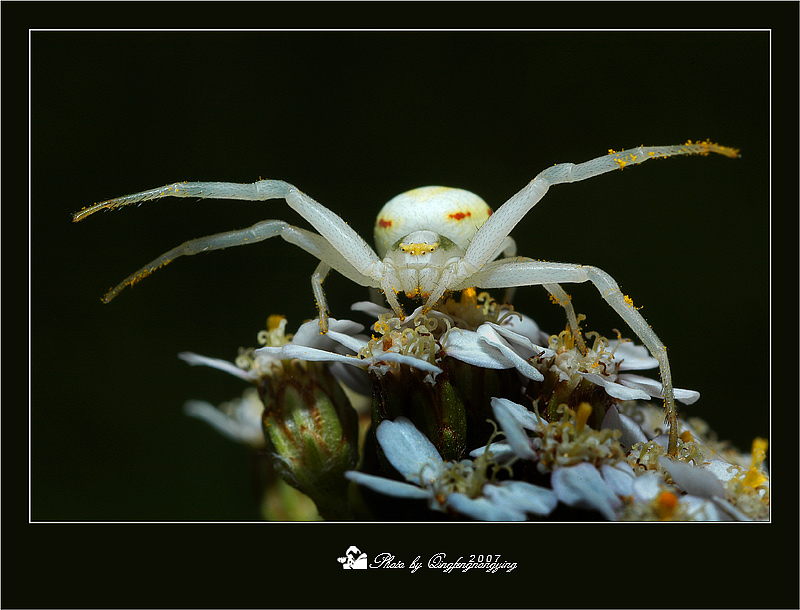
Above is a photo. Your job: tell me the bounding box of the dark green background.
[32,30,769,522]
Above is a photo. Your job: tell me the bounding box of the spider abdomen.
[373,186,492,258]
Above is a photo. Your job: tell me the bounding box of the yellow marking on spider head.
[399,242,438,255]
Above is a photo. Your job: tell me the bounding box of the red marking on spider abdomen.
[448,211,471,221]
[378,218,392,228]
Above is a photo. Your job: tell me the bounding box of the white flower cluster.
[180,295,769,521]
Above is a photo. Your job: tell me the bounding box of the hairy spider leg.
[73,179,382,281]
[542,283,587,354]
[98,219,379,332]
[457,258,680,455]
[74,180,390,330]
[462,142,740,271]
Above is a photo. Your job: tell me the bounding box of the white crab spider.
[74,141,739,454]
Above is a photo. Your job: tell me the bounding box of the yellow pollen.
[267,314,286,331]
[400,242,438,255]
[741,437,768,488]
[656,491,679,520]
[623,294,638,309]
[679,430,693,443]
[460,287,478,306]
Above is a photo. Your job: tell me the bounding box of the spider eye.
[399,241,440,256]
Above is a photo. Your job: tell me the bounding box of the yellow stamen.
[267,314,286,331]
[575,402,592,434]
[741,437,768,488]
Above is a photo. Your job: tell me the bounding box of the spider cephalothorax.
[73,141,739,454]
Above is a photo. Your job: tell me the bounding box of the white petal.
[491,397,545,431]
[256,343,349,362]
[446,492,527,521]
[710,496,753,521]
[483,480,558,516]
[485,321,555,359]
[617,374,700,405]
[327,317,367,335]
[376,417,443,484]
[672,387,701,405]
[367,351,443,375]
[477,325,544,381]
[329,361,372,396]
[178,352,256,381]
[255,344,442,375]
[650,434,670,451]
[680,495,728,521]
[700,457,743,484]
[345,470,432,500]
[325,329,369,353]
[287,318,329,349]
[442,328,513,369]
[658,456,726,499]
[183,400,264,445]
[491,398,538,460]
[600,405,648,449]
[551,463,622,520]
[608,340,658,370]
[579,372,651,401]
[630,472,664,502]
[498,311,551,347]
[599,462,637,497]
[288,317,364,351]
[350,301,391,317]
[469,441,517,462]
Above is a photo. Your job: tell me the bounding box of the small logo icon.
[337,545,368,569]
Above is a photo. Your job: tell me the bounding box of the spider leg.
[73,179,382,279]
[311,262,332,333]
[463,142,739,270]
[542,283,587,354]
[485,236,521,305]
[379,272,406,320]
[102,219,379,331]
[457,257,680,456]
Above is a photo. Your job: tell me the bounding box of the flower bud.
[259,359,359,520]
[371,356,523,462]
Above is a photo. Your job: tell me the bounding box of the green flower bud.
[258,359,359,520]
[371,356,523,462]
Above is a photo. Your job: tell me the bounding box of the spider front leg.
[74,179,384,294]
[311,261,332,333]
[94,218,380,332]
[460,257,682,456]
[378,266,407,320]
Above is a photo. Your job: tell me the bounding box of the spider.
[73,141,739,454]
